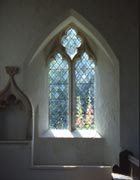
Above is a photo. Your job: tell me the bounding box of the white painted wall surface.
[0,0,139,179]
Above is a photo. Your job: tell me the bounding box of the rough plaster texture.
[0,144,112,180]
[34,138,104,165]
[0,0,139,179]
[95,49,120,164]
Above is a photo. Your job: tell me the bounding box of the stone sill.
[31,164,111,170]
[41,129,102,138]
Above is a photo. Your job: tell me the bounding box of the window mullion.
[70,60,75,131]
[69,60,72,131]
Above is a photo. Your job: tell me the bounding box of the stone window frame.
[44,24,98,136]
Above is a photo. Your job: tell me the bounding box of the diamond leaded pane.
[74,52,95,129]
[48,53,69,129]
[61,28,82,59]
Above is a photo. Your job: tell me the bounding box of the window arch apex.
[44,25,97,63]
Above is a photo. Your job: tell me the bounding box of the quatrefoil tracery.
[61,28,82,60]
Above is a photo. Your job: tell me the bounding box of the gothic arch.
[23,9,119,68]
[23,10,120,165]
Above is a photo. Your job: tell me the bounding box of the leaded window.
[48,54,69,129]
[48,27,96,130]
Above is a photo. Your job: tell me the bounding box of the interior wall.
[0,143,112,180]
[0,0,139,179]
[23,14,120,165]
[95,48,120,164]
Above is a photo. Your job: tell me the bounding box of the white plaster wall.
[95,48,120,165]
[33,138,104,166]
[24,52,48,135]
[0,0,139,179]
[0,144,112,180]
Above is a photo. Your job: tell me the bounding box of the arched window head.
[47,26,96,130]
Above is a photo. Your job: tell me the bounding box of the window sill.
[41,129,102,138]
[31,164,111,170]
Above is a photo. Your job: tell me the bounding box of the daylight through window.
[48,28,96,130]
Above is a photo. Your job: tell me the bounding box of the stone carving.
[0,67,32,140]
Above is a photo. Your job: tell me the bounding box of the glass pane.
[61,28,82,59]
[74,52,95,129]
[48,53,69,129]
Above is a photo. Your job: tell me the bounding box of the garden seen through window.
[48,28,96,130]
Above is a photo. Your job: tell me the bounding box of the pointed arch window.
[47,27,96,130]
